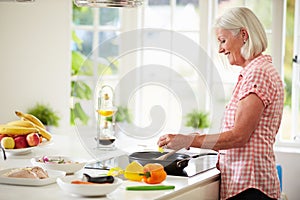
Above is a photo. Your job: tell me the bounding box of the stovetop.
[182,154,218,177]
[85,153,218,177]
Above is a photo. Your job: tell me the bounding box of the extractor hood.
[0,0,141,7]
[74,0,142,8]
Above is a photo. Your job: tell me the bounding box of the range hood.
[0,0,141,7]
[74,0,142,7]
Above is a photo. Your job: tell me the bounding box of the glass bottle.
[96,85,117,150]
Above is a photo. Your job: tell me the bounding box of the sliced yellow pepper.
[158,146,164,153]
[107,167,124,176]
[124,161,144,181]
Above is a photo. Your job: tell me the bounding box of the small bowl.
[31,156,86,174]
[56,175,123,197]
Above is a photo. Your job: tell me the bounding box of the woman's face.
[216,28,245,67]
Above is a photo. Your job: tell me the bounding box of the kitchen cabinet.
[160,178,219,200]
[167,181,219,200]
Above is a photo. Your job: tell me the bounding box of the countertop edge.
[156,168,220,200]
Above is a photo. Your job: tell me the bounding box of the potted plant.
[185,110,210,132]
[27,103,60,129]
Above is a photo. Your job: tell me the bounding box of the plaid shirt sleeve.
[238,65,276,107]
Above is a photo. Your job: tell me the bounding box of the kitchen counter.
[0,128,220,200]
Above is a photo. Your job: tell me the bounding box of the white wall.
[0,0,71,130]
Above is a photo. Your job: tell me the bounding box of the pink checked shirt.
[219,55,284,200]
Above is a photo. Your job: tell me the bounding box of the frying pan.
[128,151,218,176]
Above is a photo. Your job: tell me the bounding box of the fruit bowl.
[5,147,36,155]
[56,175,122,197]
[4,140,52,155]
[31,156,86,174]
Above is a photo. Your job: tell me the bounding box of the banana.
[33,125,52,141]
[6,120,35,128]
[2,120,52,141]
[7,120,52,141]
[0,125,39,136]
[15,111,46,129]
[17,120,52,141]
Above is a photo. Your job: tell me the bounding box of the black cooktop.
[85,154,218,177]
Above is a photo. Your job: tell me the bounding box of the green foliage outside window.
[70,30,92,125]
[283,0,295,108]
[72,4,93,25]
[106,106,132,123]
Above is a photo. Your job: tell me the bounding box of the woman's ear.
[240,28,249,43]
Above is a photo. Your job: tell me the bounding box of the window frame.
[285,0,300,145]
[72,0,300,147]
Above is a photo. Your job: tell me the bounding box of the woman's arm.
[158,93,265,150]
[192,93,265,150]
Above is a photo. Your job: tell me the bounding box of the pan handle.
[176,153,218,168]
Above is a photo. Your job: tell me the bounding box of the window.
[72,6,122,126]
[133,0,216,137]
[72,0,300,145]
[72,1,216,137]
[280,0,300,144]
[292,3,300,140]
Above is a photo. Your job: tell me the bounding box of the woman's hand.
[157,134,196,150]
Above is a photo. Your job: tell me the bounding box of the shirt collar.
[239,54,272,77]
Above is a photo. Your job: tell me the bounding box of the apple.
[39,136,43,143]
[26,133,40,147]
[14,135,28,149]
[1,137,15,149]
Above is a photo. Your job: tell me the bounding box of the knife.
[126,185,175,191]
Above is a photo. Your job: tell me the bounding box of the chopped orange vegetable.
[71,180,97,184]
[142,163,167,184]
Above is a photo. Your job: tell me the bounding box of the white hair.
[214,7,268,60]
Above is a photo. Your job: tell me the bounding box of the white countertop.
[0,128,220,200]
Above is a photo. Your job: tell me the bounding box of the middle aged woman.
[157,7,284,200]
